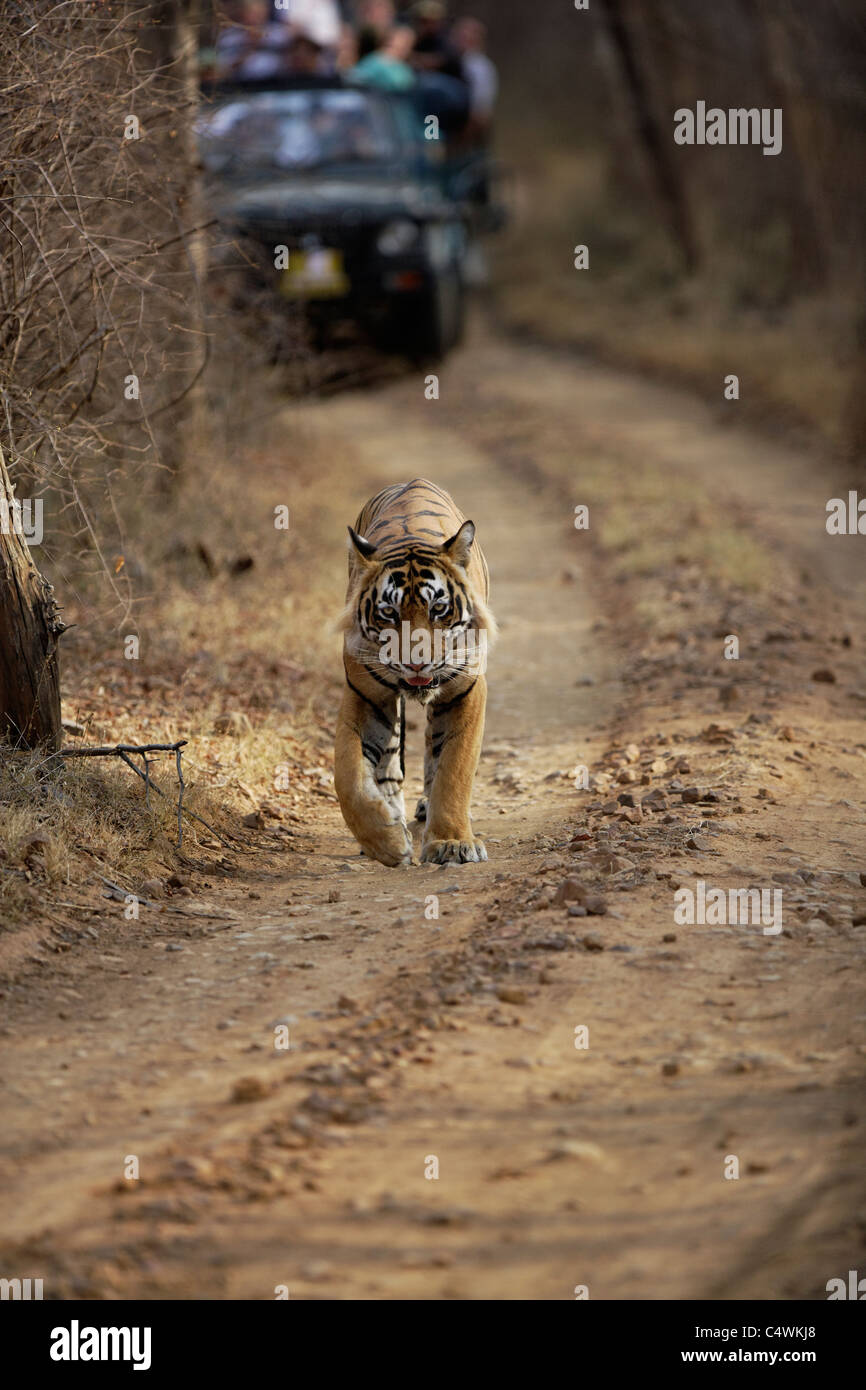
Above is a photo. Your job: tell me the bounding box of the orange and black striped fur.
[336,479,495,866]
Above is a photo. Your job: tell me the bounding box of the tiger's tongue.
[407,675,432,687]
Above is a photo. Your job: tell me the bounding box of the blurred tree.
[583,0,698,270]
[742,0,828,292]
[148,0,210,485]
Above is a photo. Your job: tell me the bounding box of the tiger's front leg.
[421,675,487,865]
[334,683,413,867]
[413,718,437,825]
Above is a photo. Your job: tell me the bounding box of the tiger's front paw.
[421,836,487,865]
[359,816,413,868]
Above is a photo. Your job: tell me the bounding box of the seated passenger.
[408,0,463,82]
[353,1,396,59]
[349,25,416,91]
[286,31,328,73]
[215,0,292,80]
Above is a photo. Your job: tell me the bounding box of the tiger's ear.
[441,519,475,569]
[347,526,378,562]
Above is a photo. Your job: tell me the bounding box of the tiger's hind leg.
[420,676,487,865]
[334,684,413,867]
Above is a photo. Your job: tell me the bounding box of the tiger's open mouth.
[398,674,440,693]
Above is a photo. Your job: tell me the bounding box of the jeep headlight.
[377,219,419,255]
[424,221,465,270]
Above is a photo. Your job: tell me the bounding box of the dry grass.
[493,150,856,451]
[0,391,357,955]
[0,749,224,923]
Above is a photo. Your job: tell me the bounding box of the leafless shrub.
[0,0,213,621]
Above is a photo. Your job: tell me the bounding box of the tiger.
[335,479,496,867]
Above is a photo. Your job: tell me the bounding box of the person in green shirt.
[349,24,416,91]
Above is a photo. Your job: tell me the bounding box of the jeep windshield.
[198,89,403,176]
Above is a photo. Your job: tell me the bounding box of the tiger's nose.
[408,662,426,671]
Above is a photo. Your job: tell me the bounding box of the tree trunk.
[149,0,209,488]
[741,0,829,292]
[0,444,63,750]
[597,0,699,272]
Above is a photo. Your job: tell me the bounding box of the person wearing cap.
[409,1,463,81]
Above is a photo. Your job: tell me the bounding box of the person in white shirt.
[452,16,498,130]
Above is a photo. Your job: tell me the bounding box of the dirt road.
[2,321,864,1300]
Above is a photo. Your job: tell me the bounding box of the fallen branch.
[58,740,186,757]
[47,740,235,849]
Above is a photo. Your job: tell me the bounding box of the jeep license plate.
[279,249,349,299]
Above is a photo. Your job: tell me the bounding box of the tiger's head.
[341,520,496,703]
